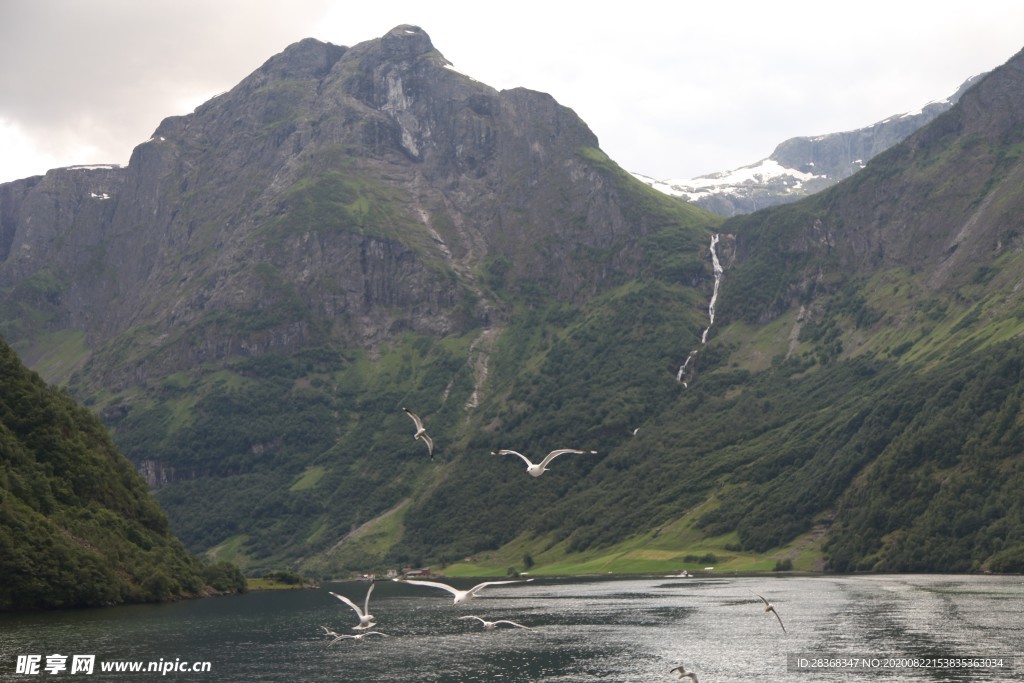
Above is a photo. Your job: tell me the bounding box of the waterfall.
[676,350,697,386]
[701,233,723,344]
[677,233,723,386]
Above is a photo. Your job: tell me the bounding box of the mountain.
[0,26,718,575]
[635,75,983,216]
[2,27,1024,578]
[0,334,244,610]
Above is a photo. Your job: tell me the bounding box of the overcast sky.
[2,1,1023,184]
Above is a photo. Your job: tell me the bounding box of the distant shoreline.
[245,578,321,592]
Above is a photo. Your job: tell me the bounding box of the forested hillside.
[0,336,244,610]
[2,28,1024,578]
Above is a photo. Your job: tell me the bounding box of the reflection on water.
[1,575,1021,681]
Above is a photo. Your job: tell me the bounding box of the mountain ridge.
[2,27,1023,578]
[636,74,984,216]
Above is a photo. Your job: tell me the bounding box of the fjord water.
[1,575,1020,681]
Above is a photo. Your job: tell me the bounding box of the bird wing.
[772,608,787,633]
[329,591,364,618]
[467,578,534,596]
[750,590,786,633]
[401,579,461,597]
[459,615,486,624]
[750,590,770,607]
[403,407,425,431]
[538,448,592,469]
[363,582,375,614]
[493,450,535,468]
[494,620,531,629]
[363,631,388,637]
[420,432,434,457]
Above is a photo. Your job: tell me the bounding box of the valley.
[2,27,1024,589]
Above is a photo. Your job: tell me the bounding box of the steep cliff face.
[0,26,718,572]
[0,167,126,333]
[0,26,709,394]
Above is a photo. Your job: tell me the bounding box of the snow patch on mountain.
[633,158,824,202]
[634,73,985,217]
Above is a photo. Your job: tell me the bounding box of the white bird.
[320,625,388,645]
[395,577,533,605]
[750,590,786,633]
[328,583,377,630]
[319,624,348,646]
[670,664,699,681]
[491,448,597,477]
[403,407,434,459]
[459,615,532,630]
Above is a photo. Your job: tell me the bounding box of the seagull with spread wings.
[459,615,532,630]
[395,577,533,605]
[320,625,388,644]
[491,448,597,477]
[750,590,787,633]
[670,663,699,681]
[328,583,377,630]
[402,407,434,459]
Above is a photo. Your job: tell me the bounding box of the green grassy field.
[439,506,825,578]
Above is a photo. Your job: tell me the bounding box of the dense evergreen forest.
[0,335,244,611]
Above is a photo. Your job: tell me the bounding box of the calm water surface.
[1,574,1020,681]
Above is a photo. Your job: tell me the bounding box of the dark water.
[1,574,1020,681]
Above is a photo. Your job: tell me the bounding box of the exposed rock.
[0,26,699,395]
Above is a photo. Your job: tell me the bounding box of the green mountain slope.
[2,29,1024,578]
[0,336,243,610]
[0,27,720,575]
[383,46,1024,575]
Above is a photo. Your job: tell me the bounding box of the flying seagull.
[320,625,388,644]
[670,664,699,681]
[320,624,345,643]
[459,615,532,630]
[491,448,598,477]
[750,590,786,633]
[395,577,533,605]
[328,583,377,630]
[402,407,434,459]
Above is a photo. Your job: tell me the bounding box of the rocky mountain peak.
[380,24,436,59]
[0,25,709,393]
[257,36,346,80]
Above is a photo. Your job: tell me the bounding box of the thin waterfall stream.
[677,233,723,387]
